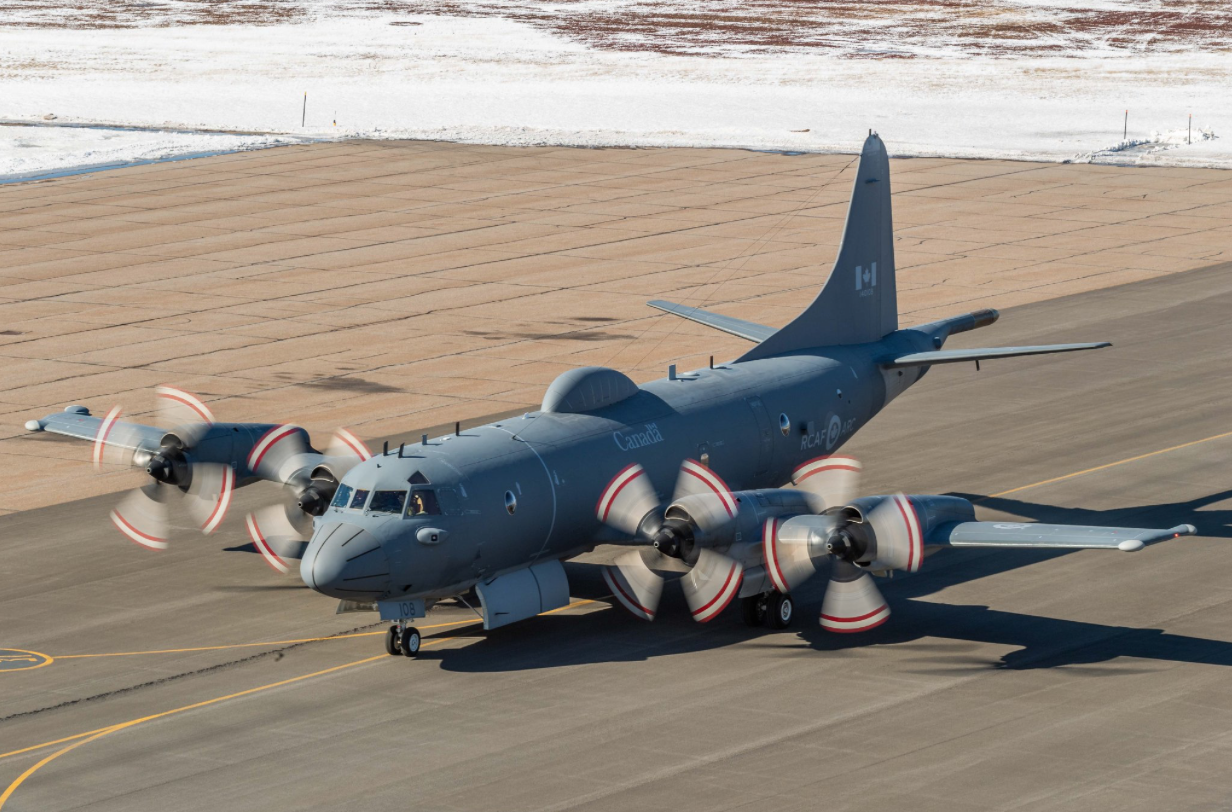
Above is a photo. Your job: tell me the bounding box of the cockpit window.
[408,489,441,516]
[369,490,406,515]
[349,489,370,510]
[409,471,430,485]
[331,484,354,509]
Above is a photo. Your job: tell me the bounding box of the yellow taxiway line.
[983,428,1232,500]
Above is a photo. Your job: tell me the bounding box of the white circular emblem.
[825,414,842,449]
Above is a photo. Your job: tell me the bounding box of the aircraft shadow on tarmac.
[431,513,1232,675]
[956,489,1232,541]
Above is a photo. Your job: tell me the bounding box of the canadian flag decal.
[855,262,877,290]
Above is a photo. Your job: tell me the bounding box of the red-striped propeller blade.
[595,463,660,538]
[819,559,890,633]
[681,548,743,623]
[602,550,665,621]
[246,504,310,574]
[791,455,861,513]
[110,484,169,550]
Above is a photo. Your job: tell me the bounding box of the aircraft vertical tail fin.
[737,133,897,362]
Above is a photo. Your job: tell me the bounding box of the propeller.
[597,459,744,623]
[242,425,371,574]
[763,456,919,633]
[96,387,236,550]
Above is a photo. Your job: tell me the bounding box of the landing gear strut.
[741,591,794,630]
[385,622,421,657]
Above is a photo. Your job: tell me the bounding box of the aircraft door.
[745,396,773,479]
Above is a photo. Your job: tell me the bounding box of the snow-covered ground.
[0,1,1228,177]
[0,125,301,182]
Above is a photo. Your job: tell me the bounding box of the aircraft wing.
[884,342,1110,369]
[930,521,1196,552]
[27,408,164,450]
[647,300,775,343]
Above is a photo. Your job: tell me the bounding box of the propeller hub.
[145,451,185,486]
[652,519,694,560]
[297,483,336,517]
[826,527,861,562]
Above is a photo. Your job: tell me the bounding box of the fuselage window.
[409,489,441,516]
[349,488,371,510]
[331,484,354,509]
[369,490,407,515]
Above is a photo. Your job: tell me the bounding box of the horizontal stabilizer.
[647,300,775,343]
[931,521,1196,552]
[884,342,1110,369]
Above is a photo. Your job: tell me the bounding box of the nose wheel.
[385,623,421,657]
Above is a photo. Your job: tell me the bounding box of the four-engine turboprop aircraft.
[27,133,1194,657]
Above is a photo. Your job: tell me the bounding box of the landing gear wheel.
[741,595,766,628]
[400,626,421,658]
[384,625,401,655]
[766,592,794,630]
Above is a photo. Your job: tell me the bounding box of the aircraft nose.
[300,521,391,600]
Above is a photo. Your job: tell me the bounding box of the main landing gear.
[385,622,421,657]
[741,591,794,630]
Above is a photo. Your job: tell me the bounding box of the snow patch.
[1069,126,1219,165]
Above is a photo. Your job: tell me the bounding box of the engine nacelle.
[844,494,974,572]
[666,488,812,554]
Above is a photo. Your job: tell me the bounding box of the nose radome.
[301,521,391,600]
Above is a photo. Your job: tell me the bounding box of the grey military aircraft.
[27,133,1194,657]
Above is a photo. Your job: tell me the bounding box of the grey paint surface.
[2,260,1231,811]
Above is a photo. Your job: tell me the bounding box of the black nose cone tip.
[301,522,392,600]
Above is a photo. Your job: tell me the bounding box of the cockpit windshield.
[408,489,441,516]
[349,489,370,510]
[331,484,354,509]
[369,490,407,515]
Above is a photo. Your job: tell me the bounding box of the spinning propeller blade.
[820,559,890,633]
[791,455,861,513]
[110,484,169,550]
[325,427,372,462]
[184,463,235,535]
[602,550,665,621]
[763,514,838,594]
[246,504,310,574]
[595,463,660,538]
[247,424,311,483]
[156,385,214,446]
[680,548,743,623]
[864,493,923,573]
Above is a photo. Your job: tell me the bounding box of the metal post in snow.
[302,92,307,128]
[1123,110,1127,141]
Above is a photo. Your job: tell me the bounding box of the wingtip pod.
[1126,524,1198,550]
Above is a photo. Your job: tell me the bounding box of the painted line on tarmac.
[50,620,469,660]
[983,428,1232,500]
[0,599,601,766]
[0,652,391,810]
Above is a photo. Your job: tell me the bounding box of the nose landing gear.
[740,590,795,630]
[384,622,421,657]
